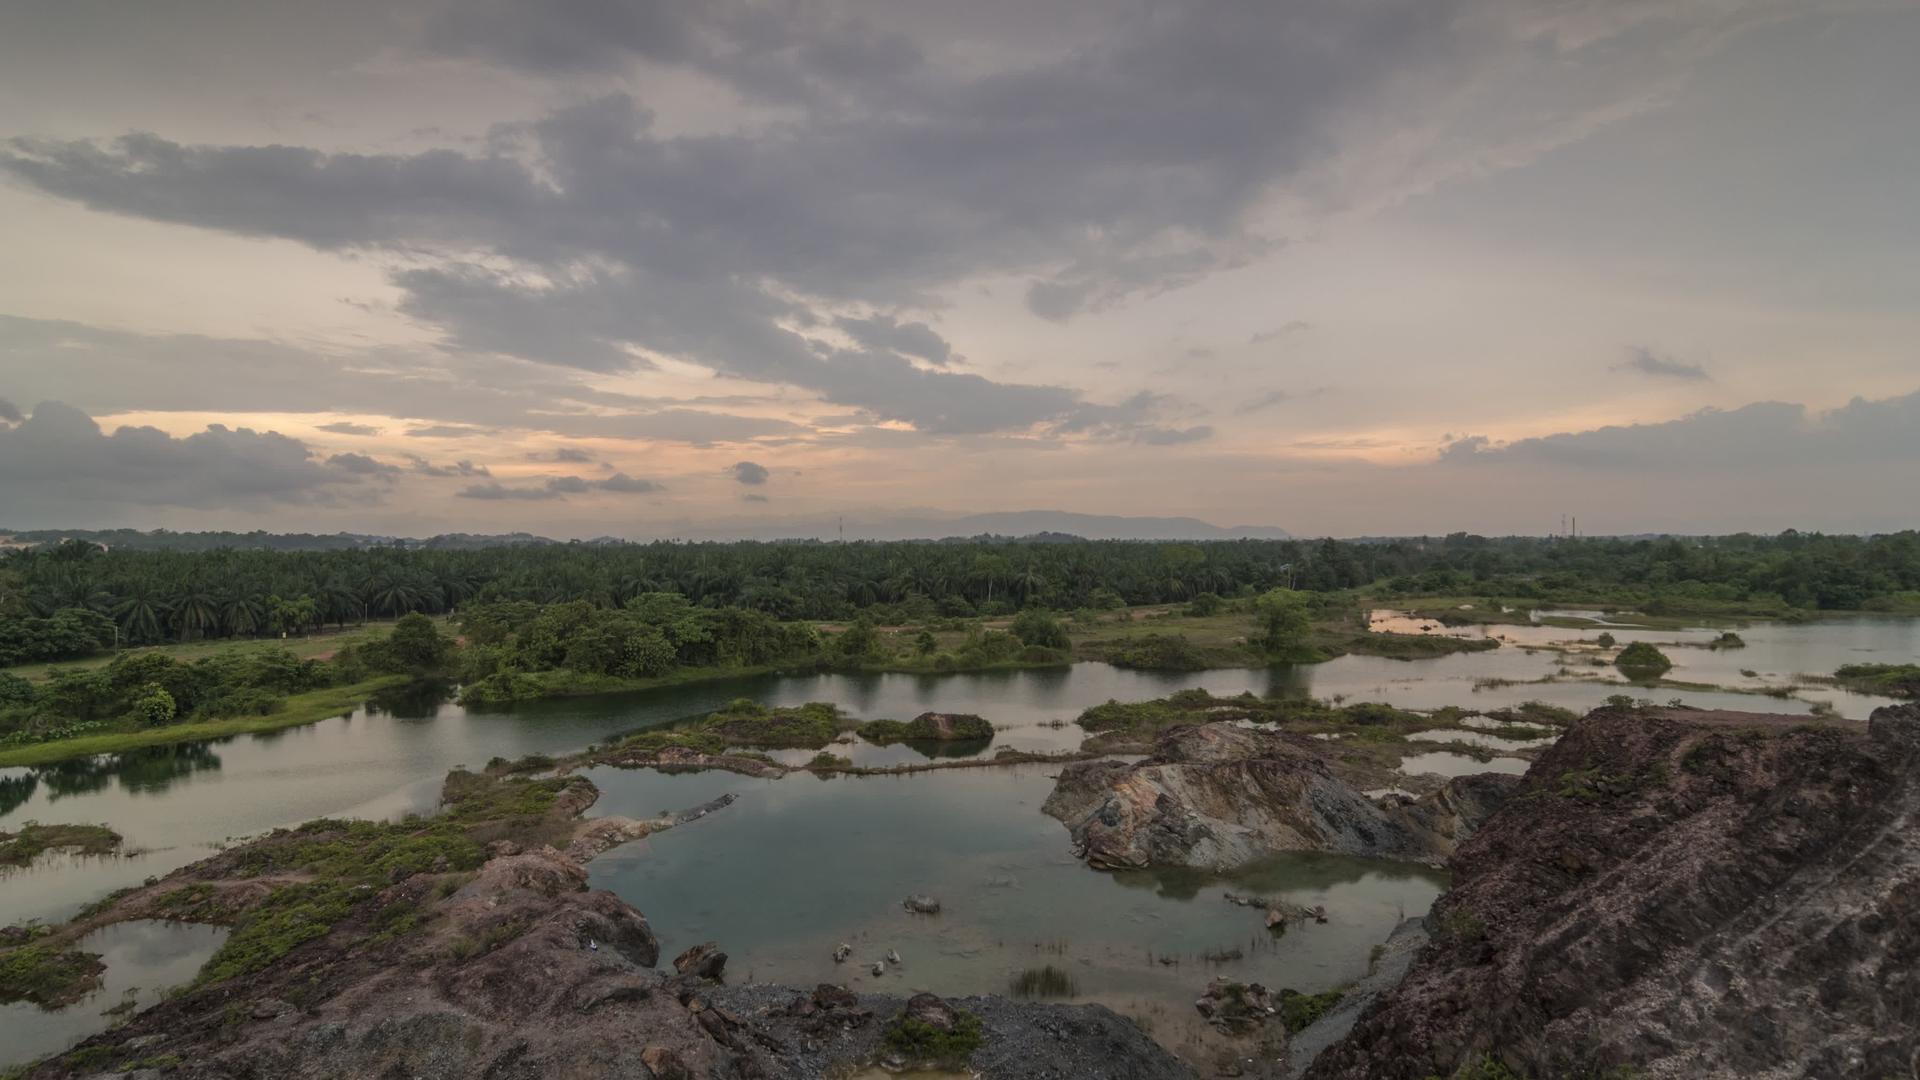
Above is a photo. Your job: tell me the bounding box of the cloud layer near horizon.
[0,0,1915,534]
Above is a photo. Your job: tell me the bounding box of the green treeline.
[4,531,1919,662]
[0,615,449,747]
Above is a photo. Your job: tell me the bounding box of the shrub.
[132,685,177,726]
[1614,642,1673,678]
[883,1007,984,1064]
[1009,608,1070,650]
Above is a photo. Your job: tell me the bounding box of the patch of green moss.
[439,769,575,821]
[857,713,993,743]
[0,938,105,1006]
[194,881,357,986]
[1832,663,1920,698]
[1277,987,1344,1032]
[231,819,485,884]
[0,821,122,867]
[699,699,846,748]
[883,1009,984,1064]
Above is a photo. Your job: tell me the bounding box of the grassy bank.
[1,616,455,684]
[0,676,408,768]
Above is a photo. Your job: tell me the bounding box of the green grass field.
[1,616,454,683]
[0,676,408,768]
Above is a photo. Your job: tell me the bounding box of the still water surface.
[0,612,1911,1068]
[0,920,226,1066]
[5,614,1908,925]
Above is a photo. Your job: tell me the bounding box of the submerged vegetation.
[1830,663,1920,698]
[1009,964,1079,998]
[0,822,122,867]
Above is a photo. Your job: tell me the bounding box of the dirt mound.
[1043,722,1516,870]
[1306,704,1920,1080]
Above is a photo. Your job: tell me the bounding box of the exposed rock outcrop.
[1306,704,1920,1080]
[20,777,1186,1080]
[1043,723,1517,870]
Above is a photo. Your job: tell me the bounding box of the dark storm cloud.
[1438,390,1920,469]
[457,472,661,500]
[1616,346,1710,381]
[318,421,380,435]
[0,401,389,510]
[0,397,24,423]
[730,461,769,486]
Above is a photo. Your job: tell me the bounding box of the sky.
[0,0,1916,539]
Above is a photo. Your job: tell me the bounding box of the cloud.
[0,397,26,423]
[1250,322,1312,344]
[1237,390,1292,414]
[405,423,493,438]
[324,452,399,477]
[1,0,1738,439]
[1438,389,1920,470]
[531,447,594,463]
[834,314,952,365]
[1616,346,1710,381]
[0,401,391,514]
[598,472,661,493]
[457,472,661,500]
[318,421,380,435]
[1135,424,1213,446]
[731,461,769,486]
[742,493,769,503]
[405,455,490,478]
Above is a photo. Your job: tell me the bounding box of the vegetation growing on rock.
[1612,642,1673,678]
[1831,663,1920,698]
[0,822,121,867]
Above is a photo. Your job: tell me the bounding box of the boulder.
[903,894,942,914]
[671,942,727,980]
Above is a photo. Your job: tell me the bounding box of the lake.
[1,611,1911,1068]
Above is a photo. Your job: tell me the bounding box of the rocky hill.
[1306,703,1920,1080]
[1043,722,1517,871]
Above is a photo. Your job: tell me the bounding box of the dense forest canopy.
[2,532,1918,659]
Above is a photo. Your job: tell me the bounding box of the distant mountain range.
[684,511,1293,542]
[0,512,1290,551]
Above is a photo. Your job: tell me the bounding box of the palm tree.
[220,593,264,638]
[171,588,220,641]
[112,586,170,644]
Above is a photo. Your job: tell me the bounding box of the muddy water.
[581,764,1445,1018]
[0,920,227,1066]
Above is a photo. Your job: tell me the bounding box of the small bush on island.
[858,712,993,744]
[1614,642,1674,678]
